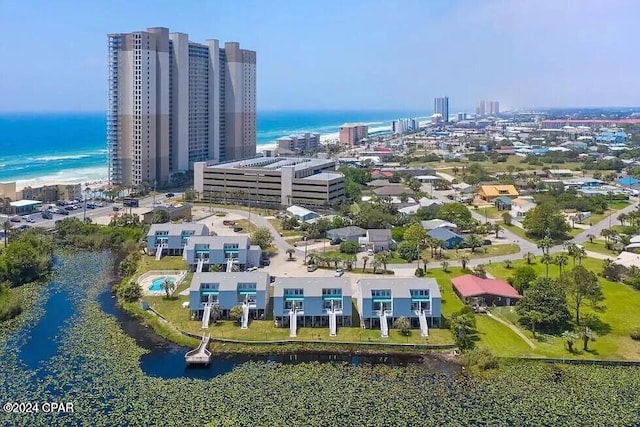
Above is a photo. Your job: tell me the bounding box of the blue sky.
[1,0,639,112]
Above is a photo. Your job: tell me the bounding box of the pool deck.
[137,270,187,296]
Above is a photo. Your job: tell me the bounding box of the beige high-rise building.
[339,123,368,146]
[108,27,256,187]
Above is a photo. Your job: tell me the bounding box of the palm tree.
[160,278,176,299]
[575,246,586,266]
[493,223,502,239]
[564,242,578,267]
[2,220,10,247]
[581,327,596,351]
[523,251,534,265]
[460,255,470,270]
[504,259,513,269]
[555,253,569,275]
[362,255,369,272]
[537,237,553,255]
[619,213,628,226]
[441,260,449,272]
[541,254,553,278]
[601,228,613,248]
[345,254,357,271]
[376,251,390,273]
[286,248,295,261]
[562,330,578,353]
[372,259,381,274]
[465,234,483,253]
[422,257,429,270]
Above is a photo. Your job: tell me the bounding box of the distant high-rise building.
[339,123,368,145]
[476,100,499,117]
[107,27,256,187]
[434,97,449,123]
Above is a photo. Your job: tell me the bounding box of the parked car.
[165,193,175,198]
[247,266,258,272]
[41,211,53,220]
[55,200,67,206]
[58,210,70,216]
[64,205,75,211]
[367,249,374,256]
[113,206,121,212]
[483,239,492,246]
[307,264,318,272]
[223,220,236,226]
[86,202,96,209]
[10,216,21,223]
[334,268,344,277]
[262,258,271,267]
[24,216,35,223]
[330,238,341,246]
[16,224,30,230]
[233,227,243,232]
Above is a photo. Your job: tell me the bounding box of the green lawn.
[144,294,452,345]
[582,240,620,257]
[502,224,533,242]
[474,206,502,220]
[421,244,520,262]
[136,256,188,276]
[485,256,640,360]
[267,218,303,237]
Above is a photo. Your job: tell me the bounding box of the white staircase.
[196,258,204,273]
[289,310,297,338]
[155,244,164,260]
[182,246,187,260]
[201,304,212,329]
[329,310,337,337]
[418,310,429,337]
[379,311,388,338]
[241,303,249,330]
[226,257,238,272]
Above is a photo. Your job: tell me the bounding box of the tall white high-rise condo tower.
[107,27,256,187]
[434,97,449,123]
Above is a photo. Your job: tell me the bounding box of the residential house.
[427,227,464,249]
[286,205,320,223]
[510,196,537,218]
[359,229,394,252]
[614,251,640,269]
[420,219,458,232]
[370,170,394,180]
[189,272,269,321]
[273,277,353,329]
[398,198,443,215]
[451,274,521,307]
[357,278,441,329]
[493,195,513,211]
[146,223,209,256]
[366,179,395,187]
[325,226,366,243]
[477,185,519,202]
[373,185,411,198]
[184,235,262,272]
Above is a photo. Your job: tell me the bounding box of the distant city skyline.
[1,0,640,112]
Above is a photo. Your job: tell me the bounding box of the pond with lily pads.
[1,251,639,426]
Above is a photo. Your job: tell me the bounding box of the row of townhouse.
[188,273,442,336]
[146,224,262,271]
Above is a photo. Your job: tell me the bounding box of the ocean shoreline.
[1,110,420,190]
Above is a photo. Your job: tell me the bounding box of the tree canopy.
[516,277,571,334]
[437,203,474,229]
[250,227,274,250]
[522,202,571,239]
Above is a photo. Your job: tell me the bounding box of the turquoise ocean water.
[0,110,424,187]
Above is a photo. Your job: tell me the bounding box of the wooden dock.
[185,334,211,366]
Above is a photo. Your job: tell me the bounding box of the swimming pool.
[148,277,176,292]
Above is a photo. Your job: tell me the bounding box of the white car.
[334,268,344,277]
[24,216,35,223]
[247,266,258,272]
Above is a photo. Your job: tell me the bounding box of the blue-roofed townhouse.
[273,277,353,336]
[184,235,262,272]
[146,223,209,257]
[189,272,269,322]
[357,278,441,334]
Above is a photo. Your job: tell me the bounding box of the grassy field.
[409,155,585,175]
[485,256,640,360]
[136,256,188,276]
[267,218,303,238]
[582,240,620,257]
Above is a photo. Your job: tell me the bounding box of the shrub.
[339,240,360,254]
[463,348,499,370]
[117,280,142,303]
[414,268,424,277]
[631,330,640,341]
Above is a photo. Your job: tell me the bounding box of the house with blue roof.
[618,176,640,187]
[427,227,465,249]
